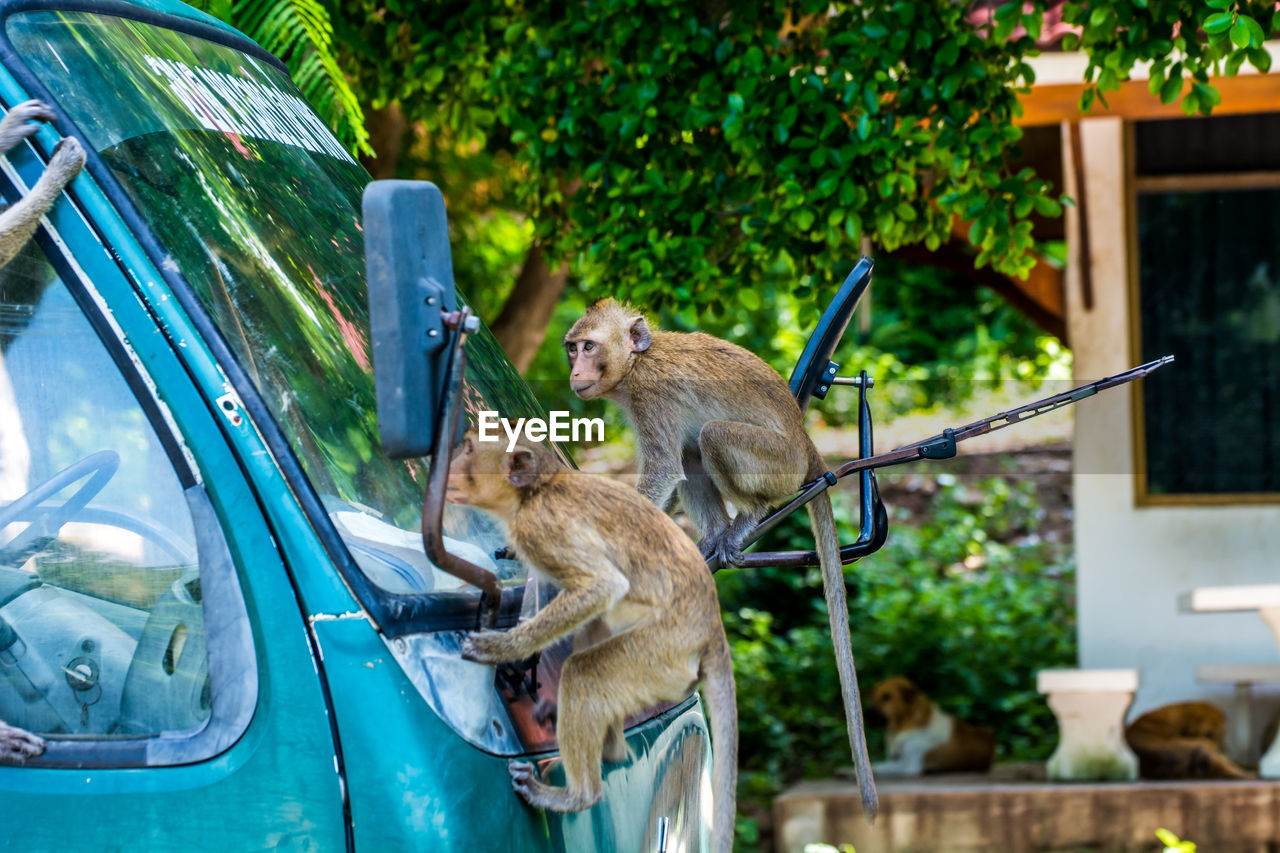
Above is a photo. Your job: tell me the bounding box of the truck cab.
[0,1,711,849]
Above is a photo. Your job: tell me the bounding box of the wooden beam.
[1134,170,1280,193]
[1016,73,1280,127]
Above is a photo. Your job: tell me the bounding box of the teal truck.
[0,1,713,849]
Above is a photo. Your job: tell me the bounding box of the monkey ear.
[628,317,651,352]
[504,448,538,488]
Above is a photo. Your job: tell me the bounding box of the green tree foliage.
[213,1,1268,337]
[718,476,1075,849]
[335,0,1061,320]
[1064,0,1277,116]
[324,1,1264,371]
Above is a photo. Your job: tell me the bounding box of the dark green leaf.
[1202,11,1233,35]
[1230,20,1250,48]
[937,39,960,67]
[1244,15,1266,48]
[1192,82,1221,108]
[1180,88,1200,116]
[1032,196,1062,217]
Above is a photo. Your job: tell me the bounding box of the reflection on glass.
[11,11,550,598]
[0,239,206,739]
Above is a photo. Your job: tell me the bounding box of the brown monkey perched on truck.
[447,434,739,853]
[564,297,879,817]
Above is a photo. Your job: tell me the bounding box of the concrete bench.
[1181,584,1280,777]
[1037,668,1139,781]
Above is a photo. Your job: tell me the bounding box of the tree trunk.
[489,242,569,374]
[359,103,407,179]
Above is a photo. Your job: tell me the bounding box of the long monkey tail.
[700,625,739,853]
[808,490,879,819]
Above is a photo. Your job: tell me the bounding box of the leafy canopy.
[1063,0,1277,116]
[332,1,1266,325]
[470,0,1055,319]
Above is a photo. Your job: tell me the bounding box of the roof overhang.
[1017,41,1280,126]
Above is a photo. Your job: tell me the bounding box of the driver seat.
[116,568,210,735]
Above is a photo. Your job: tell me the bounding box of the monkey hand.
[0,100,56,153]
[0,720,45,764]
[508,760,542,803]
[462,629,519,664]
[45,137,86,185]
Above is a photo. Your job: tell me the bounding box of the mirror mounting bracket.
[418,307,505,629]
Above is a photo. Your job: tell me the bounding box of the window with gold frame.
[1131,114,1280,503]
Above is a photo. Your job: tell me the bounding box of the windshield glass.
[8,10,547,603]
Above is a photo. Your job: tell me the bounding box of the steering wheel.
[0,450,120,563]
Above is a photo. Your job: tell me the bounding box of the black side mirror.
[362,180,504,628]
[363,180,459,459]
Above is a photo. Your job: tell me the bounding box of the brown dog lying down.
[1125,701,1254,779]
[0,719,44,764]
[869,676,995,776]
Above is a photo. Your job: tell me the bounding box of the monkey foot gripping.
[714,257,1175,573]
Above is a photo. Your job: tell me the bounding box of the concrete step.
[775,775,1280,853]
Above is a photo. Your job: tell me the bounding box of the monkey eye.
[583,341,595,352]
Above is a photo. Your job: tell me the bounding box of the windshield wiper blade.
[829,355,1174,479]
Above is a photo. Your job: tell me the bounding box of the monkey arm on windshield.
[461,565,630,665]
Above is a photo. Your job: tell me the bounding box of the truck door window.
[0,239,220,755]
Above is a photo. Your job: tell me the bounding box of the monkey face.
[446,432,555,517]
[564,335,609,399]
[446,433,511,510]
[445,433,484,505]
[564,299,652,399]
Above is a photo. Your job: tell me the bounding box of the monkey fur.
[564,297,878,818]
[0,101,84,269]
[447,434,739,852]
[0,99,84,766]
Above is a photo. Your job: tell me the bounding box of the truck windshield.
[7,11,545,601]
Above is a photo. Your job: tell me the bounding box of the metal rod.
[720,369,889,571]
[832,355,1174,479]
[830,376,875,388]
[420,307,504,627]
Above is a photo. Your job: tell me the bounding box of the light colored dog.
[869,676,995,776]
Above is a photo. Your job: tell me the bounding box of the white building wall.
[1065,118,1280,720]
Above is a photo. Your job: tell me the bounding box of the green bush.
[715,473,1076,829]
